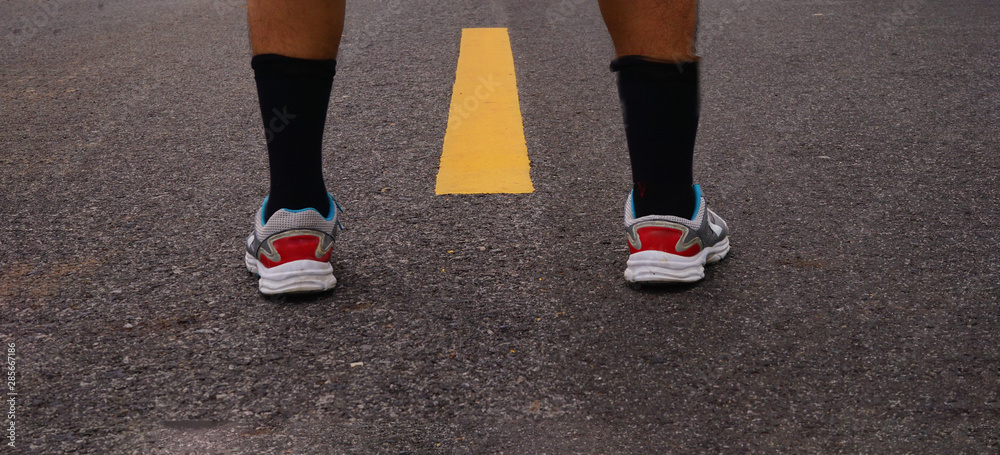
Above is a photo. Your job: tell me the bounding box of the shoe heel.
[625,250,706,283]
[256,259,337,295]
[625,237,730,284]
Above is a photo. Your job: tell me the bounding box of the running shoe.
[624,184,730,284]
[245,195,342,295]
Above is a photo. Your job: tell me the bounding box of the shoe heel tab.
[261,195,343,227]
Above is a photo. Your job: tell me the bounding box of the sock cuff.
[251,54,337,79]
[610,55,698,76]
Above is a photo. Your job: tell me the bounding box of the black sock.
[612,56,698,219]
[251,54,336,220]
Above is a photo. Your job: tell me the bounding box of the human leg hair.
[598,0,697,61]
[248,0,345,59]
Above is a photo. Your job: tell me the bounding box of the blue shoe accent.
[261,196,270,225]
[691,185,702,220]
[629,189,637,218]
[261,194,344,226]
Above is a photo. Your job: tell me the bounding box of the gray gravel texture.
[1,0,999,453]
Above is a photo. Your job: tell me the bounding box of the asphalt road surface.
[2,0,999,453]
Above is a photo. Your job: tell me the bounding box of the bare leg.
[248,0,345,59]
[598,0,698,61]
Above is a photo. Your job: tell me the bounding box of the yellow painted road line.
[435,28,534,195]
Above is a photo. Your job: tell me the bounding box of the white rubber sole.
[625,237,730,284]
[245,252,337,295]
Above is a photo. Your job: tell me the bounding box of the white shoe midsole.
[245,252,337,295]
[625,238,730,283]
